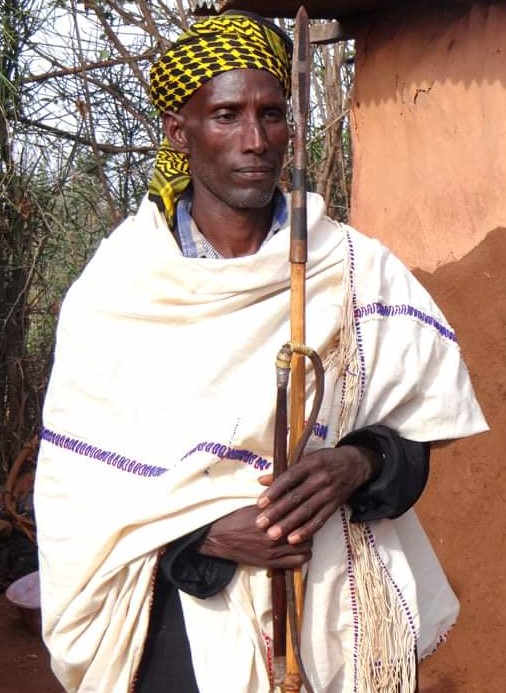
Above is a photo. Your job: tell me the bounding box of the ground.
[0,581,490,693]
[0,593,63,693]
[0,591,456,692]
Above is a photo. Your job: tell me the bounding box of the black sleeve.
[158,524,237,599]
[337,424,430,523]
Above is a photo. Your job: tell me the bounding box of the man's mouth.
[235,166,274,179]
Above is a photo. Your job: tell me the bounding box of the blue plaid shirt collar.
[175,188,288,259]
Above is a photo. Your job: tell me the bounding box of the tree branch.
[17,116,154,154]
[21,48,157,84]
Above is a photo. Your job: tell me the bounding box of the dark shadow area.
[414,227,506,693]
[190,0,404,19]
[191,0,475,21]
[419,673,461,693]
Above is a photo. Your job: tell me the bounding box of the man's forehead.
[183,69,287,108]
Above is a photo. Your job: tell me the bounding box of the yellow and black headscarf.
[148,12,292,227]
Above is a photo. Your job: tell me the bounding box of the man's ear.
[162,111,188,153]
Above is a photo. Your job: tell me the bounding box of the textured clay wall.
[350,3,506,692]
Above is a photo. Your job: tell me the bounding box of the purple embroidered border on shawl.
[40,427,168,478]
[345,232,367,404]
[345,229,457,408]
[354,301,457,343]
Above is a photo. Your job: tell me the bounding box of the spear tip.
[292,5,310,121]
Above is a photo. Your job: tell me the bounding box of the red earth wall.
[350,3,506,691]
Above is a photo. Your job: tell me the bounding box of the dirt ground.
[0,585,488,693]
[0,589,463,692]
[0,593,63,693]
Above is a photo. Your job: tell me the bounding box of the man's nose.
[242,116,268,153]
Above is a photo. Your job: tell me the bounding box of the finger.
[264,492,338,542]
[268,541,313,569]
[287,507,331,544]
[269,551,312,570]
[256,481,316,529]
[257,463,310,508]
[263,500,316,540]
[270,538,312,555]
[257,467,338,528]
[258,474,273,487]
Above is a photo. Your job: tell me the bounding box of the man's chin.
[227,188,277,210]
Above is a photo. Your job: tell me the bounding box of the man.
[34,12,487,693]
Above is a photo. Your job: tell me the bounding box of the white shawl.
[34,193,487,693]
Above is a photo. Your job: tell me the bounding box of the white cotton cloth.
[34,193,487,693]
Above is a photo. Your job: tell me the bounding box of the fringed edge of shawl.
[348,522,418,693]
[335,236,418,693]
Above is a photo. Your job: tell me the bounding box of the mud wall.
[350,3,506,691]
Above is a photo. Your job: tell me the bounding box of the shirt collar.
[175,188,288,259]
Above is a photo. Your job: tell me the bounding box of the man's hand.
[198,445,381,569]
[255,445,381,545]
[198,505,313,570]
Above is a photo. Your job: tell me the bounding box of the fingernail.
[256,515,269,529]
[257,496,269,509]
[267,526,281,540]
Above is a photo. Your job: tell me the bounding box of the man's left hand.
[256,446,382,544]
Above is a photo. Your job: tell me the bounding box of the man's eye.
[264,110,285,121]
[214,111,236,121]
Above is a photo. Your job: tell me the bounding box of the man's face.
[165,69,289,210]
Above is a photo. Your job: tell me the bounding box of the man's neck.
[190,195,274,259]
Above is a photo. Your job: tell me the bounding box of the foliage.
[0,0,354,476]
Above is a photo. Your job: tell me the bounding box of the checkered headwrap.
[148,12,292,228]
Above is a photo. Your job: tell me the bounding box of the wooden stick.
[272,353,289,689]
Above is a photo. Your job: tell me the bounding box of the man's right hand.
[198,505,312,570]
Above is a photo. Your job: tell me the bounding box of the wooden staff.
[286,7,311,692]
[272,341,323,693]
